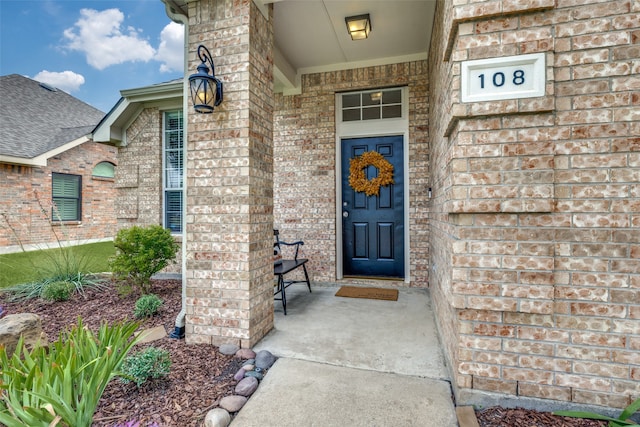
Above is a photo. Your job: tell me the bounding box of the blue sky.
[0,0,184,112]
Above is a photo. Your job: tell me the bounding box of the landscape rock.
[235,376,259,397]
[219,343,240,355]
[244,370,263,381]
[0,313,47,355]
[255,349,276,369]
[204,408,231,427]
[219,395,247,413]
[243,364,255,371]
[236,348,256,359]
[233,368,246,381]
[243,358,255,366]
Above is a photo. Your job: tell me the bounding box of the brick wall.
[116,108,162,226]
[273,61,430,287]
[113,107,182,274]
[0,142,117,253]
[185,0,274,347]
[429,0,639,409]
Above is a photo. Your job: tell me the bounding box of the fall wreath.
[348,151,394,197]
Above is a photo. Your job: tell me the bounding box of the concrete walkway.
[231,285,458,426]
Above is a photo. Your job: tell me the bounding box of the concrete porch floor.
[230,284,458,426]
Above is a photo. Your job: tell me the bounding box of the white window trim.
[162,109,184,234]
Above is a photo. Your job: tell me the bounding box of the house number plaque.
[460,53,545,103]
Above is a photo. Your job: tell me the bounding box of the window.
[52,173,81,221]
[341,88,403,122]
[92,161,115,178]
[163,110,183,233]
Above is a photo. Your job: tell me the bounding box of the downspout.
[163,0,189,339]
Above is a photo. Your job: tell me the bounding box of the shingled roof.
[0,74,105,163]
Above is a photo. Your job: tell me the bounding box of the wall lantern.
[345,14,371,40]
[188,45,223,114]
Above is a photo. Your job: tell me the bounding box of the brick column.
[185,0,274,347]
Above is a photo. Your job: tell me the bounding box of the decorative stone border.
[204,345,276,427]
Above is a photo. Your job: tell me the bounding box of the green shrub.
[40,280,74,301]
[134,294,163,318]
[2,272,107,302]
[110,225,179,294]
[0,318,140,427]
[120,347,171,387]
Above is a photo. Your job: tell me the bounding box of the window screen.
[163,110,183,233]
[52,173,81,221]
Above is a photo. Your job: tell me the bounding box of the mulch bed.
[1,279,614,427]
[476,406,607,427]
[0,279,241,426]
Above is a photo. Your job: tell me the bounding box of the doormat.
[335,286,398,301]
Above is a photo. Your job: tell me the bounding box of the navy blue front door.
[342,136,404,278]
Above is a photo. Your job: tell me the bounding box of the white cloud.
[33,70,85,93]
[63,8,156,70]
[156,22,184,73]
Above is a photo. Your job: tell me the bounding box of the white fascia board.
[93,81,184,145]
[92,98,131,144]
[275,66,302,96]
[275,52,428,95]
[253,0,283,19]
[0,135,90,167]
[253,0,269,19]
[120,81,183,102]
[298,52,428,77]
[274,46,301,95]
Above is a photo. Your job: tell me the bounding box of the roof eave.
[93,81,184,146]
[0,135,91,167]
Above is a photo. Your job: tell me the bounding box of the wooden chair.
[273,229,311,314]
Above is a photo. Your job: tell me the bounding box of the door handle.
[343,211,349,218]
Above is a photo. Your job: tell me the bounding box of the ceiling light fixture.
[345,14,371,41]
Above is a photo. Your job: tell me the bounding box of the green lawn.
[0,241,115,288]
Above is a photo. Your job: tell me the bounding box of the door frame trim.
[335,87,410,283]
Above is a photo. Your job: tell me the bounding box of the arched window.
[92,161,115,178]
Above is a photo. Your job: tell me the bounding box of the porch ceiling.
[270,0,436,94]
[163,0,436,94]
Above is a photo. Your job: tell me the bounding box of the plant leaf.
[554,411,621,422]
[620,399,640,421]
